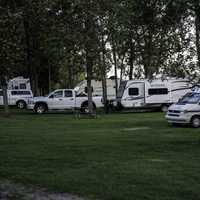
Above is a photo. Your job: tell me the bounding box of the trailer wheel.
[191,116,200,128]
[16,100,27,109]
[34,103,47,114]
[161,105,168,112]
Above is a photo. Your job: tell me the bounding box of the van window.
[11,91,31,95]
[148,88,168,95]
[65,90,73,97]
[128,88,139,96]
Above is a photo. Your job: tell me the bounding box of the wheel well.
[191,115,200,121]
[16,99,26,104]
[34,102,48,110]
[81,101,96,108]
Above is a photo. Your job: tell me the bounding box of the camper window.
[128,88,139,96]
[19,83,26,89]
[148,88,168,95]
[11,91,31,95]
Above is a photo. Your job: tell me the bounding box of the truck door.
[63,90,75,109]
[121,82,145,108]
[48,90,64,109]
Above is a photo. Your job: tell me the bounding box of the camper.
[7,77,31,90]
[114,78,193,111]
[166,87,200,127]
[74,79,119,100]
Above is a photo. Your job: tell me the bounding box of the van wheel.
[191,116,200,128]
[161,105,168,112]
[17,100,26,109]
[34,104,47,114]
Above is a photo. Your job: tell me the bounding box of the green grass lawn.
[0,110,200,200]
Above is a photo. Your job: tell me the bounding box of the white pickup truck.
[27,89,103,114]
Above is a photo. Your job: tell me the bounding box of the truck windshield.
[179,93,200,104]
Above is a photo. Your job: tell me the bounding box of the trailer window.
[148,88,168,95]
[129,88,139,96]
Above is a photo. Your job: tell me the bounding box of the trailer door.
[121,82,145,108]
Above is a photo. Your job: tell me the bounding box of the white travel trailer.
[115,78,193,111]
[7,77,31,90]
[74,79,119,100]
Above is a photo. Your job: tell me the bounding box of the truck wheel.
[34,104,47,114]
[17,100,26,109]
[161,105,168,112]
[81,102,96,113]
[191,116,200,128]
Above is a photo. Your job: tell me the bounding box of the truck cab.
[166,88,200,128]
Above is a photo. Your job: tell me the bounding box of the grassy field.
[0,109,200,200]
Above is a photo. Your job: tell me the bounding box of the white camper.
[74,79,119,100]
[115,78,193,111]
[7,77,31,90]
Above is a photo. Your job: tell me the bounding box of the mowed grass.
[0,110,200,200]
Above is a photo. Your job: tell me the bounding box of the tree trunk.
[100,38,108,113]
[112,41,118,98]
[195,2,200,69]
[48,62,51,93]
[86,53,94,115]
[1,79,9,116]
[23,13,34,91]
[129,39,134,80]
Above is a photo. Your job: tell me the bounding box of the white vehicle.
[74,79,119,100]
[166,88,200,128]
[115,78,193,111]
[0,89,33,109]
[27,89,103,114]
[7,77,31,90]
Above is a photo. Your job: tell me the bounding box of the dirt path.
[0,180,86,200]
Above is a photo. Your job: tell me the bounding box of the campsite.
[1,0,200,199]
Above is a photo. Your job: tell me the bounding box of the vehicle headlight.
[181,110,189,114]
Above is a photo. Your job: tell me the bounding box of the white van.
[115,78,192,111]
[166,88,200,128]
[0,89,33,109]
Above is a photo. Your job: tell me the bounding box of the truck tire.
[16,100,27,109]
[161,105,168,112]
[191,116,200,128]
[34,103,47,114]
[81,102,96,113]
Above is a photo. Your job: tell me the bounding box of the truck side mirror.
[49,95,54,99]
